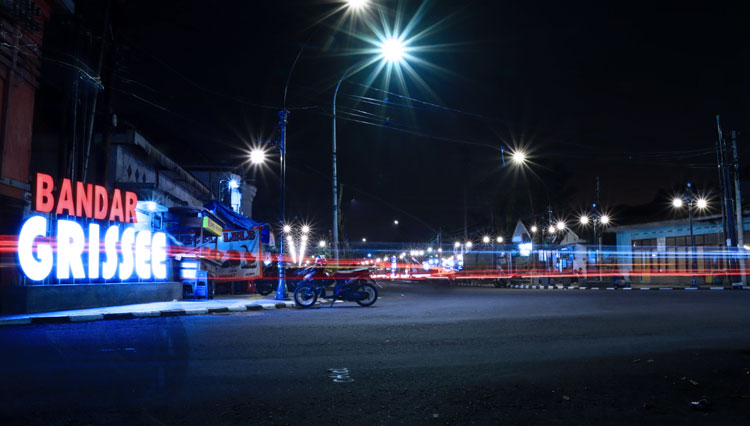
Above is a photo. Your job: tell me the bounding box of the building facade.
[611,213,750,286]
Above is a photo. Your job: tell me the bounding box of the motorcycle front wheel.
[294,284,318,308]
[355,281,378,307]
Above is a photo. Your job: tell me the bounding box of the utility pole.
[731,130,746,285]
[82,0,111,183]
[595,176,602,281]
[717,115,737,286]
[716,140,727,245]
[717,116,737,247]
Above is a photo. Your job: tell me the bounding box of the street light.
[454,241,461,248]
[394,219,399,225]
[345,0,369,10]
[249,148,266,165]
[673,184,709,287]
[319,240,326,248]
[278,2,371,300]
[511,150,527,165]
[332,30,414,266]
[496,236,503,243]
[379,37,407,64]
[301,225,310,234]
[530,225,538,233]
[579,210,612,280]
[556,221,566,231]
[465,241,473,249]
[482,235,490,244]
[548,225,556,234]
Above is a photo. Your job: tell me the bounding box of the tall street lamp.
[276,1,372,298]
[672,183,708,287]
[332,35,411,264]
[580,211,611,281]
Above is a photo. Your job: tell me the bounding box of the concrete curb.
[0,298,316,328]
[505,284,741,292]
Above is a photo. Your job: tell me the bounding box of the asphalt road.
[1,282,749,426]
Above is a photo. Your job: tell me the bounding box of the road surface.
[1,281,749,425]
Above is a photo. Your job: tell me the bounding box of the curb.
[0,299,307,328]
[506,284,742,292]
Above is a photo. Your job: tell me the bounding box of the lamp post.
[672,183,708,287]
[580,212,610,281]
[332,35,411,266]
[277,0,372,297]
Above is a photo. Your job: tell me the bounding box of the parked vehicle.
[293,259,378,308]
[448,249,513,287]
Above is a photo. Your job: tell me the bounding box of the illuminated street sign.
[17,173,168,282]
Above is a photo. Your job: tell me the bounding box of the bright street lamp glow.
[318,240,326,247]
[672,198,683,208]
[345,0,368,10]
[301,225,310,234]
[530,225,538,233]
[362,238,367,242]
[600,215,610,225]
[548,225,556,234]
[482,235,490,243]
[579,215,590,225]
[228,179,239,189]
[249,148,266,165]
[556,221,565,231]
[454,241,461,248]
[393,219,399,225]
[496,236,503,243]
[511,151,526,165]
[283,225,291,233]
[380,37,407,63]
[465,241,473,248]
[427,247,433,252]
[696,198,708,209]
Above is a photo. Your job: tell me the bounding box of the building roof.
[607,213,727,232]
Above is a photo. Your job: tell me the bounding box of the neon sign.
[17,173,168,282]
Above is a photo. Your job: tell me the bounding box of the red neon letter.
[124,191,138,223]
[108,189,125,222]
[33,173,55,213]
[55,179,75,216]
[75,182,93,218]
[93,185,108,220]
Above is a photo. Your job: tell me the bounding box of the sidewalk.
[0,294,306,327]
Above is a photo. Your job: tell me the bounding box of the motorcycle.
[293,262,379,308]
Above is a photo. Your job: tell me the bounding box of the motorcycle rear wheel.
[294,284,318,308]
[256,281,273,296]
[355,281,378,307]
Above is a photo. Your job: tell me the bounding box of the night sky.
[86,0,747,242]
